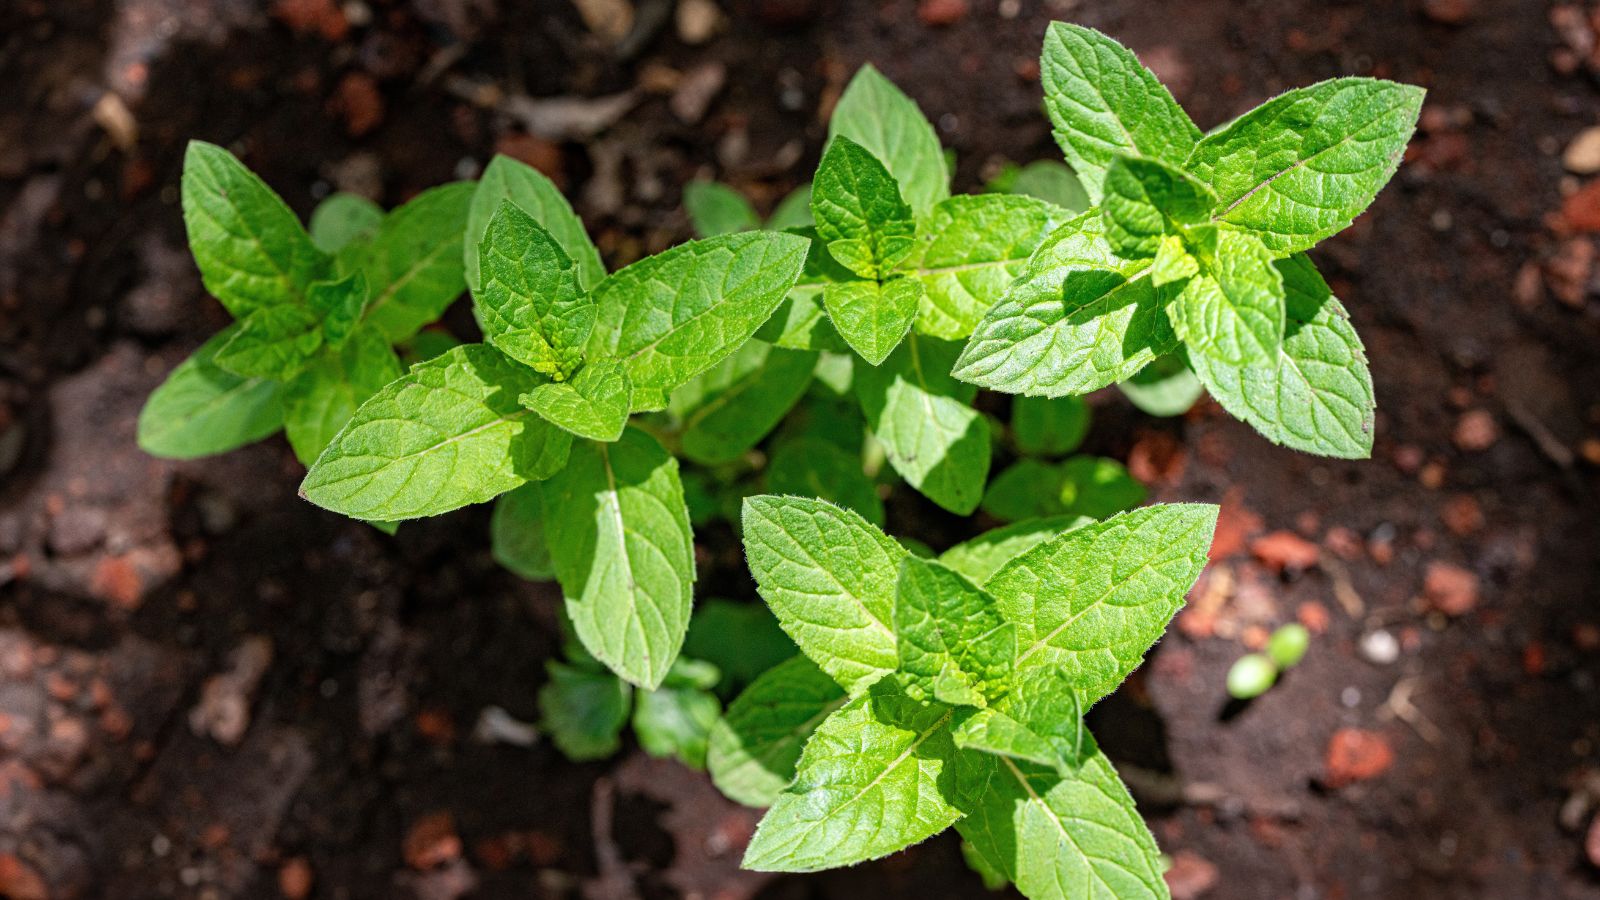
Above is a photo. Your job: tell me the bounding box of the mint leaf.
[468,155,605,292]
[1150,234,1199,286]
[829,65,949,217]
[300,343,572,521]
[985,504,1216,704]
[951,666,1093,775]
[742,679,961,872]
[683,601,798,696]
[1169,229,1285,366]
[1011,395,1090,457]
[954,212,1176,398]
[1039,24,1201,204]
[181,141,329,317]
[308,271,368,347]
[349,181,473,342]
[138,325,284,459]
[938,515,1088,585]
[684,180,761,237]
[1188,253,1375,457]
[587,231,809,410]
[740,495,905,695]
[540,427,695,690]
[982,459,1075,523]
[213,304,325,381]
[755,288,848,352]
[281,325,402,465]
[634,659,723,768]
[854,334,990,515]
[1007,160,1090,213]
[521,358,631,442]
[1101,155,1216,259]
[811,136,918,279]
[491,483,554,581]
[767,184,816,231]
[475,200,595,380]
[894,557,1015,708]
[822,278,923,366]
[1119,353,1203,417]
[309,193,383,253]
[539,661,632,761]
[1185,78,1424,255]
[912,194,1073,340]
[671,340,817,465]
[765,436,884,527]
[709,654,847,807]
[1058,457,1147,519]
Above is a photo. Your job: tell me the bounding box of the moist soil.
[3,1,1600,898]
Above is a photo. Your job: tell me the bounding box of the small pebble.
[1359,629,1400,665]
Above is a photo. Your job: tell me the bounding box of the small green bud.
[1226,653,1278,700]
[1266,623,1311,670]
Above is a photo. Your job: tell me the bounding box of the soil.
[3,0,1600,898]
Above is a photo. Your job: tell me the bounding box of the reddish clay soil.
[2,1,1600,898]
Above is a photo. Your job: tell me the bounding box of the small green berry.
[1226,653,1278,699]
[1267,623,1311,670]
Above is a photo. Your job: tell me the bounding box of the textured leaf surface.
[282,325,402,465]
[138,325,284,459]
[308,271,368,346]
[671,340,817,465]
[812,136,918,278]
[1188,254,1375,457]
[301,343,572,520]
[1100,156,1216,259]
[828,65,949,217]
[1119,353,1203,417]
[685,180,761,237]
[476,201,595,379]
[213,304,325,380]
[521,358,631,442]
[938,516,1088,586]
[823,278,923,366]
[954,213,1176,398]
[1170,229,1286,367]
[765,437,883,526]
[754,288,848,351]
[1185,78,1424,254]
[1039,24,1200,204]
[709,655,848,807]
[854,334,990,514]
[468,155,604,291]
[743,679,961,872]
[181,141,329,317]
[540,427,695,690]
[1011,395,1090,457]
[587,232,809,410]
[539,661,631,761]
[911,194,1072,339]
[352,181,473,341]
[491,483,554,581]
[984,504,1216,704]
[894,557,1015,708]
[309,193,383,253]
[741,496,905,695]
[951,666,1093,774]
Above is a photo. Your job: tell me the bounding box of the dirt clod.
[1453,409,1499,451]
[1423,562,1480,617]
[404,811,463,871]
[1250,531,1320,573]
[1324,728,1395,787]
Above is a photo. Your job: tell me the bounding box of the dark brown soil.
[3,1,1600,898]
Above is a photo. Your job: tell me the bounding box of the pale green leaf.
[213,304,325,381]
[1150,235,1199,286]
[829,65,949,217]
[138,325,284,459]
[670,340,817,465]
[709,654,847,807]
[1119,353,1203,417]
[938,516,1088,585]
[1100,155,1216,259]
[1169,229,1286,366]
[765,436,883,526]
[491,483,554,581]
[1008,160,1090,213]
[754,288,848,351]
[812,136,918,278]
[1185,78,1424,255]
[740,495,905,695]
[475,200,595,379]
[894,557,1015,708]
[823,277,924,366]
[1012,395,1090,457]
[351,181,474,342]
[309,193,383,253]
[468,155,605,292]
[635,664,723,768]
[540,427,695,689]
[767,184,816,231]
[854,333,990,514]
[281,325,403,465]
[539,661,631,761]
[520,358,631,442]
[685,180,761,237]
[300,343,572,521]
[951,667,1093,775]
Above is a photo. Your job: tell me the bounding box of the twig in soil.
[1378,677,1444,745]
[1321,558,1365,619]
[1504,400,1575,469]
[586,777,640,900]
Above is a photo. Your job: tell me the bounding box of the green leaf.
[635,662,723,768]
[1100,155,1217,259]
[300,343,572,520]
[684,180,761,237]
[181,141,330,317]
[741,495,905,695]
[1150,235,1199,287]
[670,340,818,465]
[742,679,961,872]
[709,655,847,807]
[938,516,1088,585]
[351,181,474,342]
[468,155,605,292]
[309,193,383,253]
[954,212,1177,398]
[894,557,1015,708]
[539,661,632,761]
[308,271,368,346]
[854,333,990,514]
[823,278,924,366]
[963,838,1012,891]
[138,325,284,459]
[985,504,1216,704]
[520,358,631,442]
[911,194,1074,340]
[475,200,595,379]
[213,304,325,381]
[1186,253,1375,457]
[829,65,949,217]
[1119,353,1203,417]
[491,483,554,581]
[683,601,798,696]
[754,288,848,352]
[1058,456,1147,519]
[587,231,810,410]
[281,325,403,465]
[1039,24,1201,204]
[1169,229,1286,366]
[812,136,919,279]
[540,427,695,690]
[1007,160,1090,213]
[982,459,1071,522]
[951,666,1093,775]
[1185,78,1425,255]
[767,184,816,231]
[766,436,883,526]
[1011,395,1090,457]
